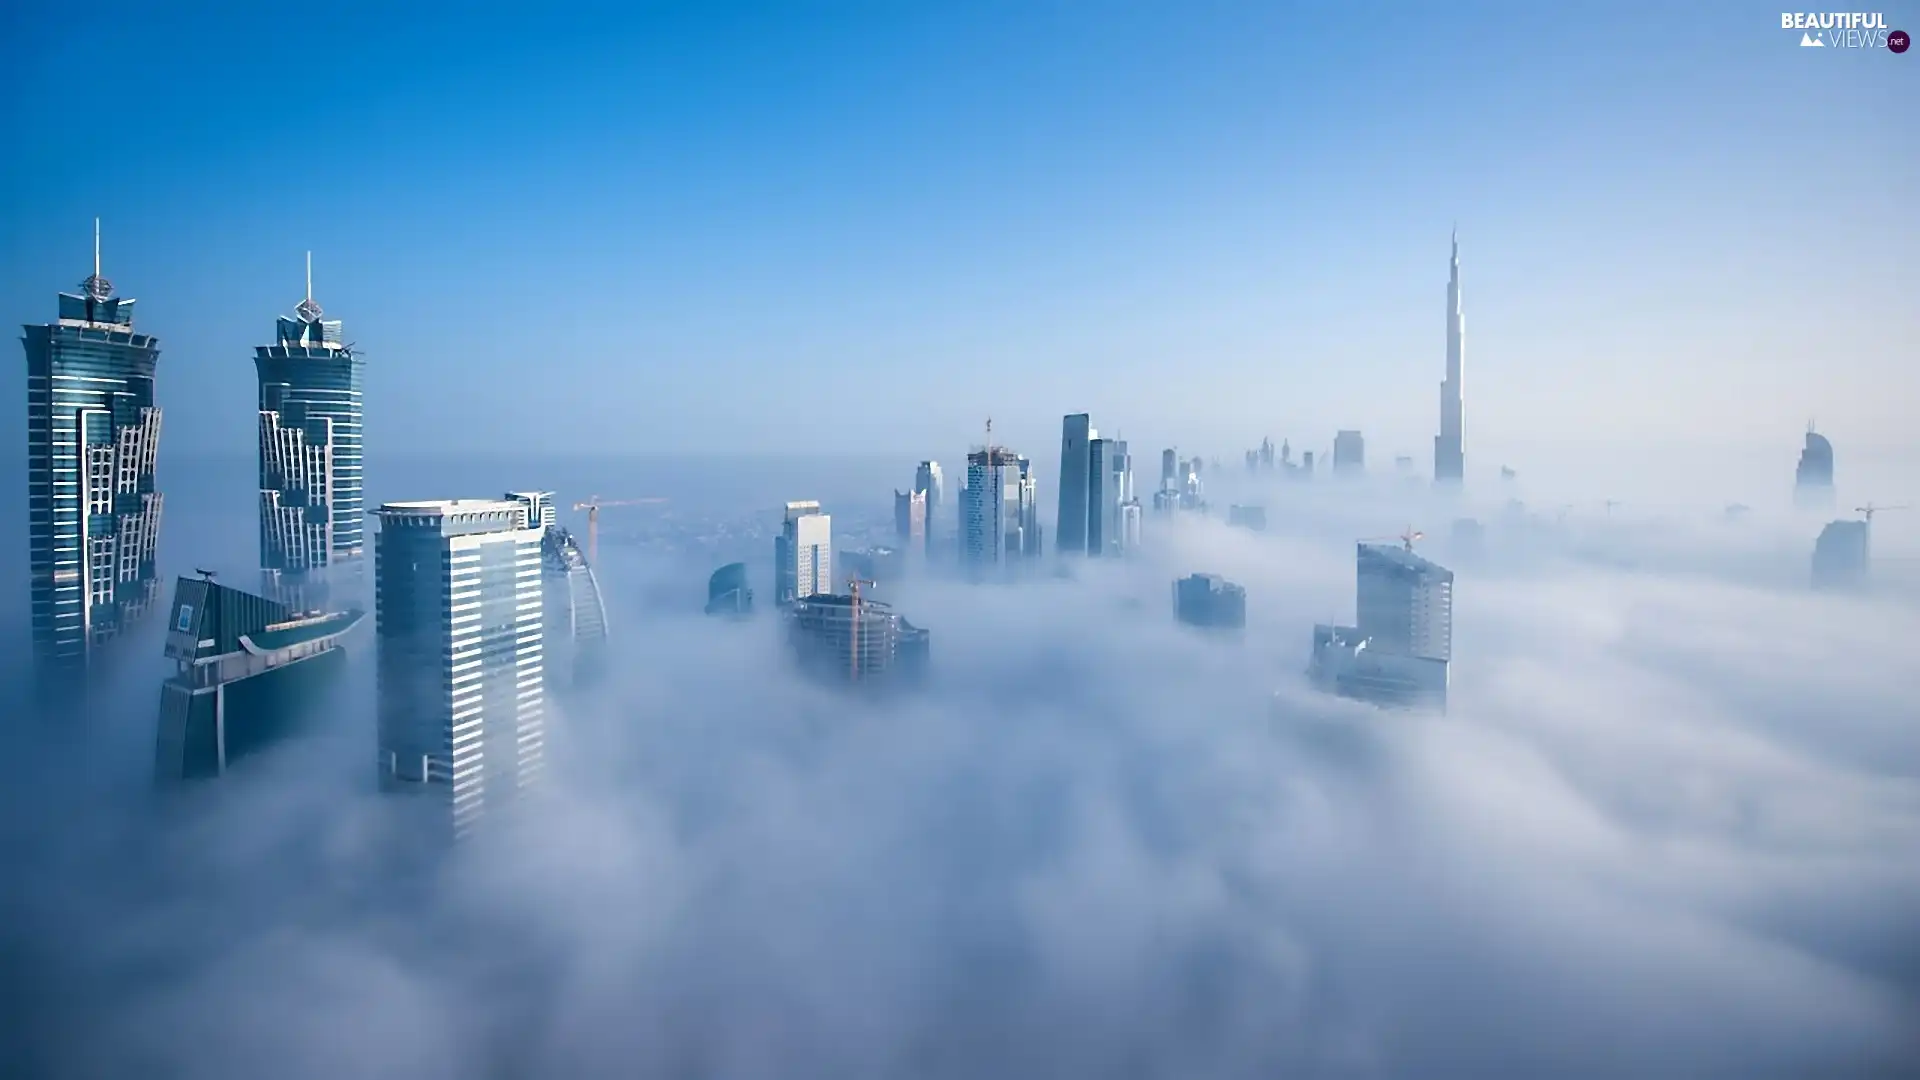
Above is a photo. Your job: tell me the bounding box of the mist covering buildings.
[1796,426,1836,507]
[1173,573,1246,630]
[1311,542,1455,710]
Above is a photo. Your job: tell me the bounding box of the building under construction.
[155,574,363,783]
[785,591,929,687]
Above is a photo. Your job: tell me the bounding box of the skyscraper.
[22,220,164,694]
[895,488,927,548]
[256,253,364,611]
[1434,229,1466,486]
[775,501,832,605]
[1311,542,1454,709]
[963,444,1038,572]
[1087,438,1112,554]
[705,562,754,615]
[375,498,546,839]
[1795,426,1835,508]
[1334,430,1365,475]
[785,590,930,687]
[1086,437,1136,556]
[530,494,609,690]
[1160,448,1178,492]
[914,460,943,556]
[1056,413,1094,554]
[1811,519,1868,590]
[1174,574,1247,630]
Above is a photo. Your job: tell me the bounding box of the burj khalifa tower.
[1433,229,1466,486]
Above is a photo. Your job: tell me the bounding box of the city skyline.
[2,5,1911,468]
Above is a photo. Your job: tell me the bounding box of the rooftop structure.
[1811,519,1868,590]
[155,575,362,783]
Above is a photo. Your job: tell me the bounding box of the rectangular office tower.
[914,461,943,557]
[155,575,363,783]
[775,501,832,605]
[21,223,164,695]
[1056,413,1094,554]
[256,255,364,612]
[963,446,1039,573]
[375,498,546,838]
[1174,574,1246,630]
[1310,542,1454,710]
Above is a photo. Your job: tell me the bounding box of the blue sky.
[1,1,1913,475]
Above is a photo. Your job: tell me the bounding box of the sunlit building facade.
[21,222,164,696]
[256,256,364,612]
[375,497,546,839]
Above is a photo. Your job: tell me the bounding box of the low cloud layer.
[3,477,1917,1079]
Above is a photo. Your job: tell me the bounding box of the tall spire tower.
[1434,228,1466,486]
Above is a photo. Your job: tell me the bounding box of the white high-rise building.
[775,501,832,605]
[914,461,943,556]
[375,496,546,838]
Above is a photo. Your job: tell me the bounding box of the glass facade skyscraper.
[375,496,546,839]
[256,256,364,612]
[21,222,164,695]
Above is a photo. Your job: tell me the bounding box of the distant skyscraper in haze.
[155,574,362,783]
[1174,574,1246,630]
[1811,519,1868,589]
[256,253,364,611]
[375,498,546,839]
[529,494,609,690]
[1311,541,1454,710]
[895,488,926,548]
[1056,413,1094,554]
[1160,448,1177,492]
[1434,230,1466,486]
[914,460,943,555]
[775,501,832,605]
[1795,426,1835,507]
[1334,430,1365,475]
[1084,437,1138,556]
[705,562,753,615]
[22,220,164,695]
[963,439,1039,573]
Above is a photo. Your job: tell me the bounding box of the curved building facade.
[706,562,753,615]
[1795,428,1835,507]
[540,521,609,687]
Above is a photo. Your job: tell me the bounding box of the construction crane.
[570,495,667,564]
[847,576,877,682]
[1360,526,1424,552]
[1857,502,1909,524]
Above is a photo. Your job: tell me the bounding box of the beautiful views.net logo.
[1781,12,1910,51]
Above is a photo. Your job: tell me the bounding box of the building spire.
[295,251,324,322]
[81,217,113,301]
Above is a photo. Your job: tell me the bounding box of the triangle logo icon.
[1801,31,1825,46]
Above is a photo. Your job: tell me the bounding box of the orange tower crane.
[570,495,666,564]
